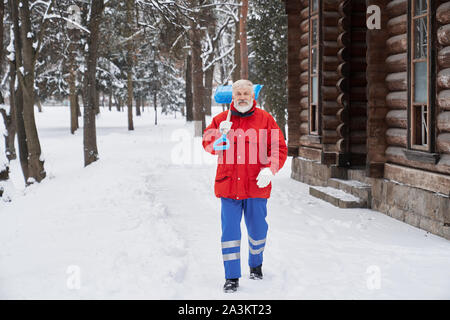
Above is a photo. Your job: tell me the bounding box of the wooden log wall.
[298,0,309,140]
[385,0,408,149]
[437,1,450,160]
[384,0,409,164]
[335,0,351,166]
[285,0,302,156]
[366,0,389,177]
[296,0,365,164]
[298,0,323,161]
[348,0,368,165]
[384,0,450,175]
[321,0,340,159]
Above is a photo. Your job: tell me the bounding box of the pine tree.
[248,0,288,137]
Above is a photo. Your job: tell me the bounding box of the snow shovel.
[213,84,264,104]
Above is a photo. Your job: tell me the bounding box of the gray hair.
[232,79,254,93]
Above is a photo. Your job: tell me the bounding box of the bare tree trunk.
[68,27,80,134]
[0,91,8,189]
[204,66,214,116]
[5,63,16,163]
[153,91,157,125]
[0,0,3,107]
[70,87,79,133]
[3,67,17,161]
[10,1,28,180]
[109,88,112,111]
[118,96,123,111]
[16,88,28,180]
[69,73,79,133]
[115,95,120,111]
[190,20,206,136]
[203,10,216,117]
[239,0,248,80]
[1,5,17,161]
[0,108,11,179]
[14,0,45,183]
[136,95,141,116]
[219,61,228,113]
[0,0,3,97]
[127,72,134,130]
[185,54,193,121]
[232,2,241,82]
[126,0,135,130]
[83,0,104,167]
[94,83,100,114]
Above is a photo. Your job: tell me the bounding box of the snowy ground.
[1,106,450,300]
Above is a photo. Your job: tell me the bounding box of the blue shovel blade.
[214,84,264,104]
[213,134,230,151]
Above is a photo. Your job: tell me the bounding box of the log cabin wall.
[298,0,343,164]
[298,0,323,161]
[320,0,341,164]
[336,0,351,167]
[366,0,389,178]
[384,0,450,175]
[286,0,450,240]
[336,0,369,167]
[299,0,310,157]
[286,0,450,178]
[292,0,349,185]
[366,0,450,238]
[296,0,368,166]
[384,0,409,166]
[348,1,368,166]
[285,0,302,156]
[437,1,450,170]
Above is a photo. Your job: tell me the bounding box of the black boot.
[223,278,239,293]
[249,265,263,280]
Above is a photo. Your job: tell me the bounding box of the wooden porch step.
[309,186,367,209]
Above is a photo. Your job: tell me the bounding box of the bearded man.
[202,79,288,293]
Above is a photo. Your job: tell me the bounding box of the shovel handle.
[212,107,232,151]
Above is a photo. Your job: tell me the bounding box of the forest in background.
[0,0,287,198]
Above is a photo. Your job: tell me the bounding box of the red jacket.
[202,100,288,200]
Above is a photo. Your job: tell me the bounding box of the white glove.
[256,167,273,188]
[219,120,232,134]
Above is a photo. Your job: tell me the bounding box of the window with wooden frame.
[309,0,320,135]
[409,0,431,151]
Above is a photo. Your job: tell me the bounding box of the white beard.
[235,100,252,113]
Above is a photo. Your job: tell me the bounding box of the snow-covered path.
[1,107,449,299]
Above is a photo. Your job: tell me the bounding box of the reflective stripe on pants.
[220,197,268,279]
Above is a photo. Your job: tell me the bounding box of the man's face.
[232,86,255,113]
